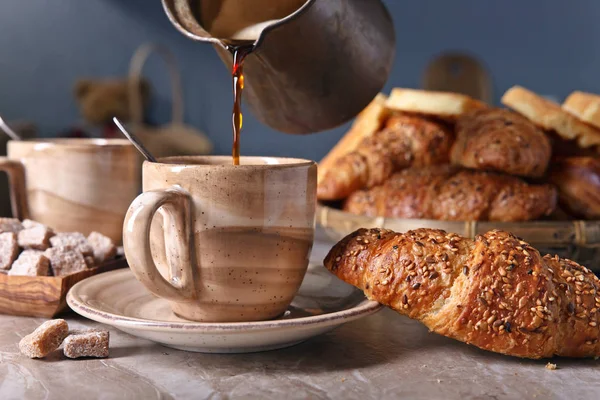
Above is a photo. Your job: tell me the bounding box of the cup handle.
[0,157,29,220]
[123,187,196,301]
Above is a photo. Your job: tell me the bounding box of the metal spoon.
[0,115,22,141]
[113,117,157,163]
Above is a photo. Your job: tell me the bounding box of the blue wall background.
[1,0,599,161]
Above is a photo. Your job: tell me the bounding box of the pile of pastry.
[318,86,600,222]
[0,218,117,277]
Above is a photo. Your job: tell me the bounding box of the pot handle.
[0,157,29,220]
[128,43,184,127]
[123,187,195,301]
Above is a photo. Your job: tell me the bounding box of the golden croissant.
[324,228,600,359]
[317,114,453,201]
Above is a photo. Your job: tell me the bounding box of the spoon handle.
[0,115,22,141]
[113,117,157,163]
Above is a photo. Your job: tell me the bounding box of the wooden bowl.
[0,255,128,318]
[317,204,600,272]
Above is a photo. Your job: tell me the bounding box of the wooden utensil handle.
[0,157,29,220]
[123,187,195,301]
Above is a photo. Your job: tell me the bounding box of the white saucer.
[67,265,382,353]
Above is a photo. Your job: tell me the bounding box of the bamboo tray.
[0,254,128,318]
[317,204,600,272]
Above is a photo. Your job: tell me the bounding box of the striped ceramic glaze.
[123,156,317,322]
[2,139,140,243]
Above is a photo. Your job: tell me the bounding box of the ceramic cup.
[123,156,317,322]
[0,139,140,244]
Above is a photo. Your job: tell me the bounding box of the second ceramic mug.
[0,139,140,243]
[123,156,317,322]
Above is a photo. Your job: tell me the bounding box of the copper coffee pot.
[162,0,396,134]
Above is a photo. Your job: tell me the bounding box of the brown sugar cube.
[0,232,19,270]
[8,250,50,276]
[63,329,109,358]
[0,217,23,233]
[84,256,95,268]
[22,219,53,231]
[50,232,93,257]
[87,231,117,264]
[22,219,40,229]
[19,319,69,358]
[44,246,88,276]
[18,225,54,250]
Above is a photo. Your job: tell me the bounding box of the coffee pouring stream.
[162,0,396,136]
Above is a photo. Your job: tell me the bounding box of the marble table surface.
[1,238,599,400]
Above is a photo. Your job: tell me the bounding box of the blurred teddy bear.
[71,78,149,138]
[70,77,212,157]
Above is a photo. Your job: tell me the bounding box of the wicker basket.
[317,204,600,272]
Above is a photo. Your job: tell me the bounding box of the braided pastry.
[324,228,600,359]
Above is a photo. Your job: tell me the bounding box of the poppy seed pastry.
[324,228,600,359]
[344,166,556,222]
[549,156,600,219]
[452,108,551,178]
[318,113,453,200]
